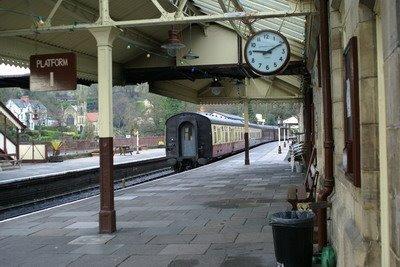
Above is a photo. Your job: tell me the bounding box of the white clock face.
[245,30,290,75]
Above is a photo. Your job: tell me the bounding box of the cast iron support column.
[90,26,119,234]
[243,99,250,165]
[317,0,334,250]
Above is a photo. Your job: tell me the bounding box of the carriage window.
[183,126,192,141]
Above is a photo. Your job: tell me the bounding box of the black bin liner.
[269,211,315,267]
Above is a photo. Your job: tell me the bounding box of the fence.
[58,135,165,155]
[19,143,48,162]
[114,136,165,148]
[60,140,98,155]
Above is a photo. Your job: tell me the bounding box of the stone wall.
[311,1,381,265]
[380,0,400,264]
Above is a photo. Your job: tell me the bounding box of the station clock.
[244,30,290,76]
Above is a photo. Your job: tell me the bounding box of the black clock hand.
[265,43,283,54]
[252,50,269,54]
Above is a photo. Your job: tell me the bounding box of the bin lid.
[269,211,315,227]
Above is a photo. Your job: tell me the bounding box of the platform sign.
[30,52,77,91]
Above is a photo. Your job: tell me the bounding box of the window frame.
[343,36,361,187]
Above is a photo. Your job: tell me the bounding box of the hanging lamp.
[161,26,186,57]
[183,23,199,60]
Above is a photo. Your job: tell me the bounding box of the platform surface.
[0,148,165,184]
[0,142,303,266]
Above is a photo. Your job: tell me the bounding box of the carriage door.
[180,122,196,157]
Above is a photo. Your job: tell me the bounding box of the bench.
[287,148,319,210]
[117,145,134,155]
[289,142,306,172]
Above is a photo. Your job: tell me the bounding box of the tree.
[80,122,95,140]
[247,102,257,123]
[74,84,89,104]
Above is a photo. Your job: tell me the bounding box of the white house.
[62,102,87,132]
[6,95,48,130]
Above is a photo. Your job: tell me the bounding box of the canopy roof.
[0,0,313,103]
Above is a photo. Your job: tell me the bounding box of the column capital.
[90,26,120,47]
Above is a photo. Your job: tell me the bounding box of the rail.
[0,157,172,213]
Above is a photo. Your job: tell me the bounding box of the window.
[212,125,217,144]
[343,37,360,187]
[183,126,192,140]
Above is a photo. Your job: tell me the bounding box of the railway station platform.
[0,148,165,184]
[0,142,302,266]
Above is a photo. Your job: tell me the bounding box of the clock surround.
[244,30,291,76]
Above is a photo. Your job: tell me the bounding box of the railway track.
[0,157,174,220]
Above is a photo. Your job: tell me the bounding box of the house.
[6,95,47,130]
[46,117,59,127]
[62,102,87,132]
[255,114,265,124]
[86,112,99,136]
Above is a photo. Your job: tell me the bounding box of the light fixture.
[36,16,45,27]
[182,23,199,60]
[161,26,185,57]
[126,44,131,49]
[183,49,199,60]
[210,78,223,96]
[235,79,245,88]
[146,53,151,58]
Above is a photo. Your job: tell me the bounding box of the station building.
[0,0,399,266]
[301,1,398,265]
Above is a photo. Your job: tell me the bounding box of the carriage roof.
[167,112,277,130]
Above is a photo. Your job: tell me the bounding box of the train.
[165,112,279,171]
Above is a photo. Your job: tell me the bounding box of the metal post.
[3,116,7,154]
[16,129,20,160]
[136,131,140,154]
[243,99,250,165]
[278,127,282,154]
[283,126,286,147]
[90,25,119,234]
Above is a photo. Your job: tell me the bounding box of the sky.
[0,63,30,76]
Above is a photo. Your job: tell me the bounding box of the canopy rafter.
[0,9,314,37]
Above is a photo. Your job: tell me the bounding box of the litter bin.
[269,211,315,267]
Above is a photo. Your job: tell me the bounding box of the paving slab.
[159,244,211,255]
[0,142,303,266]
[68,235,115,245]
[70,244,124,255]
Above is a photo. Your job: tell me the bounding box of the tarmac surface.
[0,148,165,184]
[0,142,303,266]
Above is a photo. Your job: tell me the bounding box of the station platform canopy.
[0,0,315,104]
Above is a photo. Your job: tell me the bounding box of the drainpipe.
[317,0,334,250]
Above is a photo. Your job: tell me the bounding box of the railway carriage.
[166,112,278,171]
